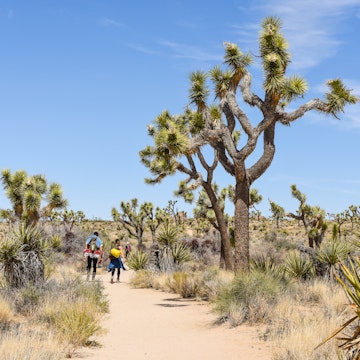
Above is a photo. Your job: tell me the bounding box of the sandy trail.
[76,268,272,360]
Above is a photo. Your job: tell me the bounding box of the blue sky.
[1,0,360,220]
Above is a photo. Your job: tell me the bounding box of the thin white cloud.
[230,0,360,71]
[158,40,221,62]
[99,17,122,28]
[125,42,156,55]
[252,0,360,70]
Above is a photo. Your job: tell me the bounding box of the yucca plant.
[315,259,360,358]
[126,250,149,270]
[283,250,315,280]
[0,223,47,287]
[156,220,179,272]
[316,238,352,280]
[172,242,191,266]
[250,254,280,274]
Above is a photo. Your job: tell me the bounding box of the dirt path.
[76,269,272,360]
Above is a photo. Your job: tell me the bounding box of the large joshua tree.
[140,17,358,272]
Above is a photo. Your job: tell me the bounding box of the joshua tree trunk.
[233,178,250,272]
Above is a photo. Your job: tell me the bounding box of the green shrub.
[50,299,103,357]
[129,269,155,288]
[166,272,199,298]
[214,270,288,325]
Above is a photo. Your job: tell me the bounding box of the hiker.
[125,241,132,258]
[108,238,126,283]
[84,231,103,281]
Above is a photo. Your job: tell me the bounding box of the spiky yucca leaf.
[316,259,360,355]
[336,260,360,308]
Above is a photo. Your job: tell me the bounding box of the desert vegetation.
[1,14,359,360]
[1,210,360,359]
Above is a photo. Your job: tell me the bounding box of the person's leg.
[92,257,98,280]
[111,268,115,283]
[92,257,98,273]
[86,256,91,280]
[116,268,120,282]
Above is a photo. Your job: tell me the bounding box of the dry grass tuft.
[0,326,63,360]
[0,295,15,330]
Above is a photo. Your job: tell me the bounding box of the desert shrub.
[181,237,218,266]
[166,271,199,298]
[263,229,296,252]
[36,275,107,358]
[129,269,156,288]
[213,270,288,325]
[49,234,63,250]
[264,229,277,242]
[17,283,43,315]
[127,250,149,270]
[139,267,232,301]
[195,267,234,301]
[50,299,103,357]
[185,237,200,251]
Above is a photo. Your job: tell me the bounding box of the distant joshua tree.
[0,169,68,227]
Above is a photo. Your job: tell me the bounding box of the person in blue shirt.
[84,231,103,281]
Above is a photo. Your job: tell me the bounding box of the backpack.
[87,236,98,252]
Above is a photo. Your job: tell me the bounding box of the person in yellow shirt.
[107,239,126,283]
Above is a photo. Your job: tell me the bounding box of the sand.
[75,269,272,360]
